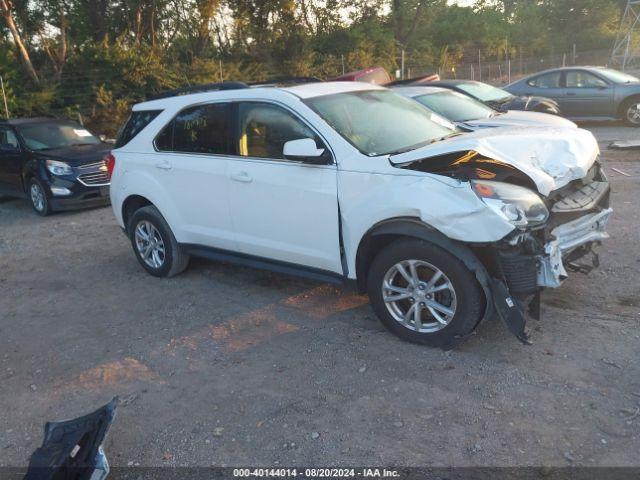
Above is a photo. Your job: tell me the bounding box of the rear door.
[0,126,24,196]
[561,70,614,117]
[151,102,236,250]
[226,101,342,274]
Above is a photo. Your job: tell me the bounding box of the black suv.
[0,117,113,215]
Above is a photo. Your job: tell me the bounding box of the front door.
[226,101,342,274]
[561,70,614,117]
[0,126,24,196]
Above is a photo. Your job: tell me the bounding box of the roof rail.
[147,81,250,101]
[249,76,323,87]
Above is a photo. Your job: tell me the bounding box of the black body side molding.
[182,244,345,285]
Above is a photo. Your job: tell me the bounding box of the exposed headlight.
[46,159,73,176]
[471,180,549,228]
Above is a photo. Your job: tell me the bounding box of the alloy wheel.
[627,103,640,124]
[30,183,46,212]
[134,220,166,269]
[382,259,457,333]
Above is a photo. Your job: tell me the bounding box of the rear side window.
[155,103,232,155]
[527,72,561,88]
[116,110,162,147]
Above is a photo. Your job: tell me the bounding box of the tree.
[0,0,39,83]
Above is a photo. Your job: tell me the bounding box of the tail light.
[105,152,116,179]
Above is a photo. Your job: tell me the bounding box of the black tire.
[367,238,485,349]
[27,178,51,216]
[621,97,640,127]
[128,205,190,277]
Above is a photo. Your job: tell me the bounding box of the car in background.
[393,85,576,130]
[427,80,561,115]
[332,67,392,85]
[0,117,113,216]
[505,66,640,126]
[332,68,440,86]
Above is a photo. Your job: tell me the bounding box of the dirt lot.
[1,125,639,469]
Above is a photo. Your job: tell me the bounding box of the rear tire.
[128,205,190,277]
[621,97,640,127]
[367,238,485,349]
[28,178,51,216]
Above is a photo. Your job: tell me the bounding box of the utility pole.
[611,0,640,70]
[0,75,8,118]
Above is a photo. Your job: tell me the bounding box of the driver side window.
[566,71,607,88]
[237,102,326,161]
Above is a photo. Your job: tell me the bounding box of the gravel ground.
[0,126,639,469]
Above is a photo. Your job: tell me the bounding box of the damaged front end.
[475,162,612,343]
[398,148,611,344]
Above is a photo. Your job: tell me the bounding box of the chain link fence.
[404,48,615,86]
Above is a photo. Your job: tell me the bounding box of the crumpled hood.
[389,126,599,196]
[462,110,577,130]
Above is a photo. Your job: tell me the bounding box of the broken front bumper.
[538,208,613,288]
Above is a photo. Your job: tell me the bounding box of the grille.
[77,171,110,186]
[79,160,106,170]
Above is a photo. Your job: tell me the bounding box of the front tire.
[367,238,485,349]
[622,98,640,127]
[28,178,51,216]
[128,205,190,277]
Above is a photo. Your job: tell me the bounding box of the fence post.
[572,44,577,64]
[508,59,511,84]
[341,54,345,75]
[219,60,223,82]
[478,50,482,81]
[0,75,8,118]
[401,49,405,80]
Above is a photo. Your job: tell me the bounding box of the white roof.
[283,81,385,99]
[132,81,385,111]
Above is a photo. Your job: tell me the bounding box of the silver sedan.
[505,66,640,126]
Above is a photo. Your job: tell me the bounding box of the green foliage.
[0,0,625,133]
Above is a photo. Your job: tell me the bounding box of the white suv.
[110,81,612,348]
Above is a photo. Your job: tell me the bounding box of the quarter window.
[565,71,607,88]
[527,72,561,88]
[0,127,19,149]
[156,103,232,154]
[116,110,161,148]
[237,103,325,160]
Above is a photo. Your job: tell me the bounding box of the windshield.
[597,68,639,84]
[414,91,495,122]
[457,82,513,103]
[18,123,101,151]
[305,90,456,156]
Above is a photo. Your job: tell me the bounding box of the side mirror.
[0,143,19,153]
[283,138,328,165]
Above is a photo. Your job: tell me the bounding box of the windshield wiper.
[70,142,97,147]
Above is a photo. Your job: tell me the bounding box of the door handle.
[231,171,253,183]
[566,92,577,96]
[154,160,172,170]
